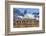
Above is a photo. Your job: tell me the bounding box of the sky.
[13,8,39,15]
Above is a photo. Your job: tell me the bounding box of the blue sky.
[13,8,39,15]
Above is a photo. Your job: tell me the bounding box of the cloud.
[17,14,35,19]
[24,14,35,19]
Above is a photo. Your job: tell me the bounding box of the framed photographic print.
[5,1,45,35]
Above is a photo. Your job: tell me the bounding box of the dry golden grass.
[13,19,39,28]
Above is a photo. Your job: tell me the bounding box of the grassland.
[13,19,39,28]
